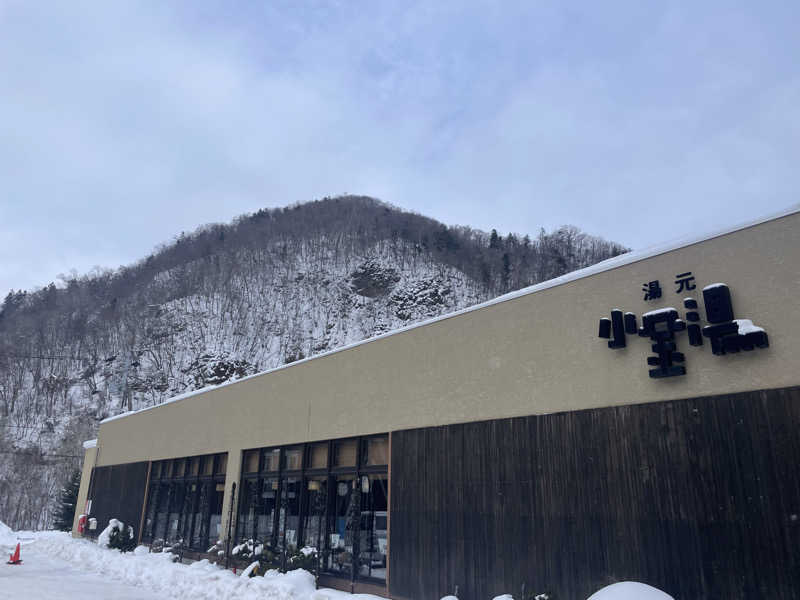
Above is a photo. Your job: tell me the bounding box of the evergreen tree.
[489,229,501,249]
[53,469,81,531]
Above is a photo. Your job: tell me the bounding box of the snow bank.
[29,531,351,600]
[0,520,16,547]
[10,524,674,600]
[586,581,674,600]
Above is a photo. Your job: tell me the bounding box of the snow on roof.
[99,204,800,427]
[83,439,97,449]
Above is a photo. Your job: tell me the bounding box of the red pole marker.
[7,542,22,565]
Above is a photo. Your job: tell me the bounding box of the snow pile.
[96,518,124,547]
[31,531,327,600]
[586,582,674,600]
[0,520,17,548]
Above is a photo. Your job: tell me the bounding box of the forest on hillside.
[0,196,627,529]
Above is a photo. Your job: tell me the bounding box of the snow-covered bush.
[285,546,318,575]
[108,523,137,553]
[231,538,281,574]
[98,518,136,553]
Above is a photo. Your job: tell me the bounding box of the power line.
[0,352,88,360]
[0,450,81,459]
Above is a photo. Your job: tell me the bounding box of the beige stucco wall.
[94,210,800,469]
[71,445,97,537]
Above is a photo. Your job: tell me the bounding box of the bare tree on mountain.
[0,195,626,529]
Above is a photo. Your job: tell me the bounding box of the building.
[73,208,800,600]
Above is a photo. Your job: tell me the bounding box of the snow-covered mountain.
[0,196,627,529]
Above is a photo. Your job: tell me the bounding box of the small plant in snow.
[231,539,282,574]
[107,522,137,553]
[286,546,318,575]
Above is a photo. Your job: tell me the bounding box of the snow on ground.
[3,527,384,600]
[21,531,320,600]
[0,519,16,547]
[586,582,674,600]
[1,522,673,600]
[1,537,157,600]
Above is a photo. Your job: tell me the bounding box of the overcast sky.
[1,1,798,295]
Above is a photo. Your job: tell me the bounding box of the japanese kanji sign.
[598,282,769,378]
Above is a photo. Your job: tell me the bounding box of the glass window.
[202,456,214,476]
[167,483,185,544]
[215,454,227,475]
[190,457,200,476]
[237,479,259,543]
[326,475,357,576]
[333,440,357,468]
[257,478,279,545]
[263,449,280,472]
[363,436,388,466]
[173,458,185,478]
[154,482,171,541]
[308,443,328,470]
[243,450,260,473]
[151,461,162,479]
[278,477,301,551]
[283,447,303,471]
[143,484,159,541]
[358,475,388,581]
[208,484,225,543]
[179,482,196,544]
[302,476,327,556]
[236,434,388,579]
[192,482,210,549]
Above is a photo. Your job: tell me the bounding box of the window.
[208,484,225,543]
[142,452,228,551]
[237,435,389,584]
[278,477,301,550]
[363,436,388,466]
[257,478,279,544]
[308,444,328,470]
[263,449,280,472]
[358,475,388,580]
[237,478,259,542]
[333,439,357,468]
[327,474,356,575]
[283,447,303,471]
[303,476,327,554]
[243,451,260,474]
[167,483,185,544]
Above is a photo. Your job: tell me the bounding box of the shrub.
[108,523,137,553]
[286,546,319,575]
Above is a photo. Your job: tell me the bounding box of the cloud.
[0,1,798,294]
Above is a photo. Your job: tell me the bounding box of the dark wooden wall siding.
[87,461,149,539]
[389,386,800,600]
